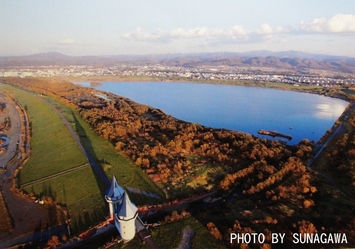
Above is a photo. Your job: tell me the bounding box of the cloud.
[121,24,288,45]
[169,26,248,39]
[300,14,355,33]
[170,27,209,39]
[255,24,290,35]
[121,28,164,41]
[120,13,355,47]
[256,24,274,34]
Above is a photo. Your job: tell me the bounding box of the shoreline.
[72,78,350,146]
[63,74,353,102]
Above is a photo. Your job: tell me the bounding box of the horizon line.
[1,50,355,60]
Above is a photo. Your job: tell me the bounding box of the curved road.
[0,91,50,248]
[0,93,21,168]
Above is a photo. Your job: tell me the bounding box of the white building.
[105,176,138,241]
[105,176,125,220]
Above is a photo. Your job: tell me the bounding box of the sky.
[1,0,355,57]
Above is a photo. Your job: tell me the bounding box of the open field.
[67,75,161,83]
[1,81,165,234]
[1,83,165,233]
[1,84,87,183]
[22,166,106,227]
[1,84,105,231]
[64,75,323,90]
[45,97,165,204]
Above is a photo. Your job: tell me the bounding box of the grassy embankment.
[44,97,165,204]
[1,84,99,226]
[2,84,163,234]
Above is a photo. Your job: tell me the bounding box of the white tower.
[115,191,138,241]
[105,175,138,241]
[105,176,125,220]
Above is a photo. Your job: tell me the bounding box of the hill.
[1,51,355,74]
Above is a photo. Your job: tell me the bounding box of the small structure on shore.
[105,176,138,241]
[258,130,292,140]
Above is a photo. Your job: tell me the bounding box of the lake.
[79,82,349,145]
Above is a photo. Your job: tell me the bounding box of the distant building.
[105,176,138,241]
[4,71,19,77]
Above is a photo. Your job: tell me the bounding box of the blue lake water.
[79,82,349,145]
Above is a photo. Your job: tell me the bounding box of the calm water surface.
[80,82,349,145]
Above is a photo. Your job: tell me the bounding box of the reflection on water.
[80,82,349,145]
[315,103,346,119]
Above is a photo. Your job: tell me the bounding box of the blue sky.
[1,0,355,57]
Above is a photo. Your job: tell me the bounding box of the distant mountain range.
[1,51,355,74]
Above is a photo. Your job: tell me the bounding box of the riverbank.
[81,80,348,146]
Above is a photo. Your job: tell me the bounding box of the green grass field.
[2,84,165,233]
[46,97,165,204]
[1,85,87,183]
[2,85,105,229]
[22,166,106,223]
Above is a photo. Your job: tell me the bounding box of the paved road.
[0,92,21,168]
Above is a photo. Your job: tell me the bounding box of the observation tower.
[105,176,125,219]
[105,176,138,241]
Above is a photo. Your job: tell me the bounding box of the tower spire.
[117,192,138,218]
[115,191,138,241]
[105,175,139,241]
[105,175,124,219]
